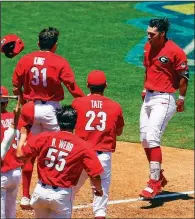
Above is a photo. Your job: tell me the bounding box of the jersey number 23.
[85,110,107,131]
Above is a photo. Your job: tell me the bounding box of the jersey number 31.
[31,67,47,87]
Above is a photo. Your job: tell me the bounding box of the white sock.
[150,161,161,181]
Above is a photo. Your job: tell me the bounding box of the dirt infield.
[16,142,194,218]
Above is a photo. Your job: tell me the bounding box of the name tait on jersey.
[91,100,103,109]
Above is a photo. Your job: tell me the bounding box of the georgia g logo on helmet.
[159,56,169,64]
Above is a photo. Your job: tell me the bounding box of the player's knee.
[141,139,148,148]
[140,132,148,148]
[146,131,161,148]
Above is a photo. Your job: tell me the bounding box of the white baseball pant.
[140,91,176,148]
[30,181,73,218]
[31,100,60,135]
[1,167,21,218]
[72,151,112,217]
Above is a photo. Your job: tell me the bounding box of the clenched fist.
[91,186,103,197]
[176,99,185,112]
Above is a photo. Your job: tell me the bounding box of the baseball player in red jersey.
[12,27,85,132]
[72,70,124,219]
[16,105,104,218]
[1,86,23,218]
[17,101,36,209]
[140,18,189,199]
[12,27,85,207]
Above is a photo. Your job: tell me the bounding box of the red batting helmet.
[1,34,24,58]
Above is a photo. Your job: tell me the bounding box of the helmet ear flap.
[13,38,24,55]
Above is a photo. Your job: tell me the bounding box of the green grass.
[1,2,194,149]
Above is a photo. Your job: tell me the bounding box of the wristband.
[179,95,185,100]
[96,187,103,192]
[92,186,102,192]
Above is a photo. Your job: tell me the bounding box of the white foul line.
[73,190,194,209]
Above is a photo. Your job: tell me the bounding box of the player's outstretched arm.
[16,127,28,158]
[116,109,125,136]
[176,71,189,112]
[1,127,17,159]
[12,86,26,105]
[59,60,86,98]
[90,175,103,197]
[66,82,85,98]
[12,96,21,128]
[1,97,21,159]
[116,127,123,136]
[82,144,104,196]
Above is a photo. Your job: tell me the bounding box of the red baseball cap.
[1,34,24,58]
[1,86,9,103]
[87,70,107,85]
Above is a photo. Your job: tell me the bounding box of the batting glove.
[176,96,185,112]
[91,186,103,197]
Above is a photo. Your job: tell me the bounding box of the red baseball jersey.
[12,51,82,101]
[143,40,188,93]
[72,94,124,152]
[21,131,103,188]
[1,112,23,172]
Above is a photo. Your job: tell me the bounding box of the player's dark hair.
[1,41,15,58]
[149,17,170,34]
[56,105,77,130]
[39,27,59,50]
[88,84,106,93]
